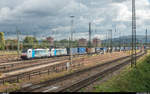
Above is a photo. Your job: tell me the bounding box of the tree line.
[0,32,84,51]
[1,31,139,51]
[0,32,51,50]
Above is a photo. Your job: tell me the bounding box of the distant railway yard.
[0,49,146,92]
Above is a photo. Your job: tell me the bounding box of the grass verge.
[93,53,150,92]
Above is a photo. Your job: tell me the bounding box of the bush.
[145,56,150,63]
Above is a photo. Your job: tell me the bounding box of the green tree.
[5,39,17,50]
[39,40,50,48]
[0,32,5,50]
[59,39,69,47]
[23,36,38,49]
[53,39,79,48]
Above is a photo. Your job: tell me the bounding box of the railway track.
[0,57,20,64]
[0,53,93,71]
[15,51,144,92]
[0,56,71,72]
[0,53,107,85]
[1,57,68,73]
[0,54,20,63]
[0,55,68,66]
[0,54,77,64]
[2,53,120,78]
[58,52,145,92]
[0,52,121,73]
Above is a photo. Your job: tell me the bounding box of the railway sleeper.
[30,73,38,78]
[39,70,47,76]
[5,77,18,84]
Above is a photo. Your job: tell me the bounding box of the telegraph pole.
[131,0,137,68]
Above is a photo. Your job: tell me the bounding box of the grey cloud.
[0,0,149,40]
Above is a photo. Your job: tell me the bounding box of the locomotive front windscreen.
[22,49,27,53]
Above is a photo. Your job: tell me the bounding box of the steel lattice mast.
[145,29,148,53]
[131,0,136,68]
[89,22,92,48]
[69,16,74,64]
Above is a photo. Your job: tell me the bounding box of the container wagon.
[78,47,86,55]
[95,48,100,53]
[67,48,78,55]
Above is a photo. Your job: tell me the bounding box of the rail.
[16,51,145,92]
[59,52,145,92]
[0,51,142,86]
[0,59,84,85]
[15,52,142,92]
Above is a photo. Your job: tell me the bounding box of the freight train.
[21,47,106,60]
[21,47,136,60]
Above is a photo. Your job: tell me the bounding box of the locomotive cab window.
[22,50,27,53]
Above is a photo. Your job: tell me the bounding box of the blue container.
[95,48,99,53]
[78,48,86,54]
[104,47,107,52]
[128,47,131,50]
[100,48,104,50]
[120,47,124,51]
[71,48,78,55]
[67,48,78,55]
[95,48,100,52]
[125,47,131,50]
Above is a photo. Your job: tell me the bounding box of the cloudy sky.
[0,0,150,40]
